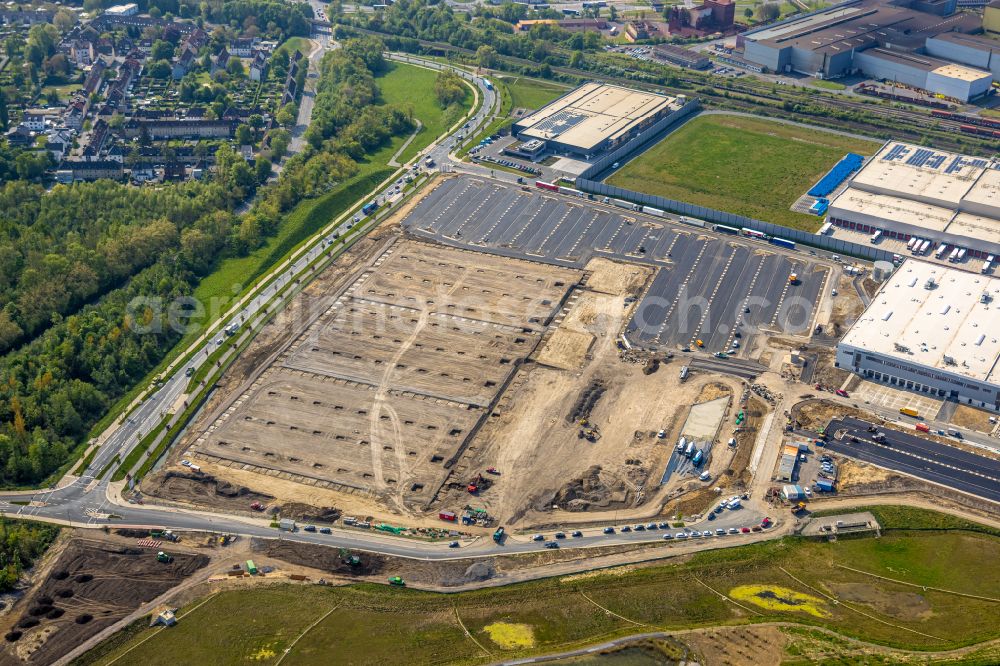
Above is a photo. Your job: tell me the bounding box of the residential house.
[83,59,107,96]
[211,46,230,73]
[172,47,195,79]
[70,40,95,67]
[63,96,90,131]
[123,118,238,139]
[249,51,268,82]
[4,125,34,147]
[56,160,124,182]
[21,110,50,131]
[95,38,114,57]
[82,119,110,161]
[184,29,208,52]
[229,37,257,57]
[0,9,55,25]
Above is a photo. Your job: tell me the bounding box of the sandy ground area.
[950,404,997,434]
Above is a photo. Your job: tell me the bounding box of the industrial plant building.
[510,83,689,158]
[826,141,1000,258]
[836,261,1000,410]
[738,0,996,101]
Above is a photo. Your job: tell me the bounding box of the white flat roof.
[842,260,1000,384]
[945,213,1000,248]
[850,142,984,208]
[828,187,954,231]
[963,168,1000,217]
[516,82,676,151]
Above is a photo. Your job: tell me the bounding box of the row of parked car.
[665,518,772,541]
[528,516,773,547]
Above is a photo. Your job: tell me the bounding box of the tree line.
[0,519,58,593]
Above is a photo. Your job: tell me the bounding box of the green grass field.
[498,76,570,112]
[607,114,881,232]
[274,36,311,60]
[811,79,846,91]
[377,61,474,165]
[81,519,1000,666]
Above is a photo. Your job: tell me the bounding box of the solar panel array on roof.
[883,143,908,161]
[944,156,990,174]
[530,110,589,139]
[906,148,934,167]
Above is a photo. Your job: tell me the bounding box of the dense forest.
[0,37,413,487]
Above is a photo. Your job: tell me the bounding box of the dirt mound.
[251,538,386,576]
[141,469,273,512]
[272,503,341,524]
[0,539,208,665]
[462,560,495,583]
[550,465,631,512]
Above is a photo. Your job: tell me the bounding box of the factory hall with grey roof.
[738,0,996,101]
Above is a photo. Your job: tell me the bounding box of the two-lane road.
[827,417,1000,502]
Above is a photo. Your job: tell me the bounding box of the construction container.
[439,511,457,522]
[246,560,258,575]
[815,478,835,492]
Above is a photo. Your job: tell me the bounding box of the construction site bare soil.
[0,538,208,665]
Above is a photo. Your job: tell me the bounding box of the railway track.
[348,25,989,150]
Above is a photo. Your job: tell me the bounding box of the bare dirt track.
[0,538,208,665]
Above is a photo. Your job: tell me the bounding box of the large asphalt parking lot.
[827,416,1000,503]
[404,176,829,353]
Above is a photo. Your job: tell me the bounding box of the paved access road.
[827,417,1000,503]
[404,176,829,353]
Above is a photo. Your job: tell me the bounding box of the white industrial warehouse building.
[826,141,1000,259]
[836,261,1000,410]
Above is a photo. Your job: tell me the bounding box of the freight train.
[959,124,1000,139]
[931,110,1000,130]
